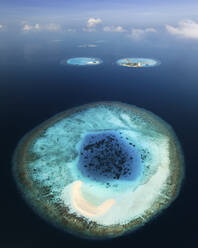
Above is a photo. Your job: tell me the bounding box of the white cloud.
[103,26,126,32]
[131,27,156,39]
[0,24,6,31]
[83,27,96,32]
[34,24,40,30]
[22,23,61,32]
[23,24,40,31]
[166,20,198,39]
[23,24,33,31]
[87,18,102,28]
[83,18,102,32]
[45,23,61,31]
[66,28,76,32]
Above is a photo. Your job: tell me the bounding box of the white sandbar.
[72,181,115,217]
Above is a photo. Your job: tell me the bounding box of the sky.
[1,0,198,23]
[1,1,198,42]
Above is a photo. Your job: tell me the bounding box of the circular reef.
[117,58,160,68]
[60,57,102,66]
[12,102,184,239]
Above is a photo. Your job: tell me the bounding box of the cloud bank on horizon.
[5,17,198,42]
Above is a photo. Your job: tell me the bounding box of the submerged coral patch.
[12,102,184,239]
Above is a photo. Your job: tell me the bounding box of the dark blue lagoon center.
[117,58,160,68]
[61,57,103,66]
[78,130,141,182]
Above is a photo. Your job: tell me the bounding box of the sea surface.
[0,31,197,247]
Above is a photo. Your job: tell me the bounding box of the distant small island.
[61,57,103,66]
[87,60,99,64]
[117,58,160,68]
[120,60,144,68]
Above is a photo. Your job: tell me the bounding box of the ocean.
[0,31,197,247]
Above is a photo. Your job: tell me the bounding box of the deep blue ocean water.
[1,31,197,247]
